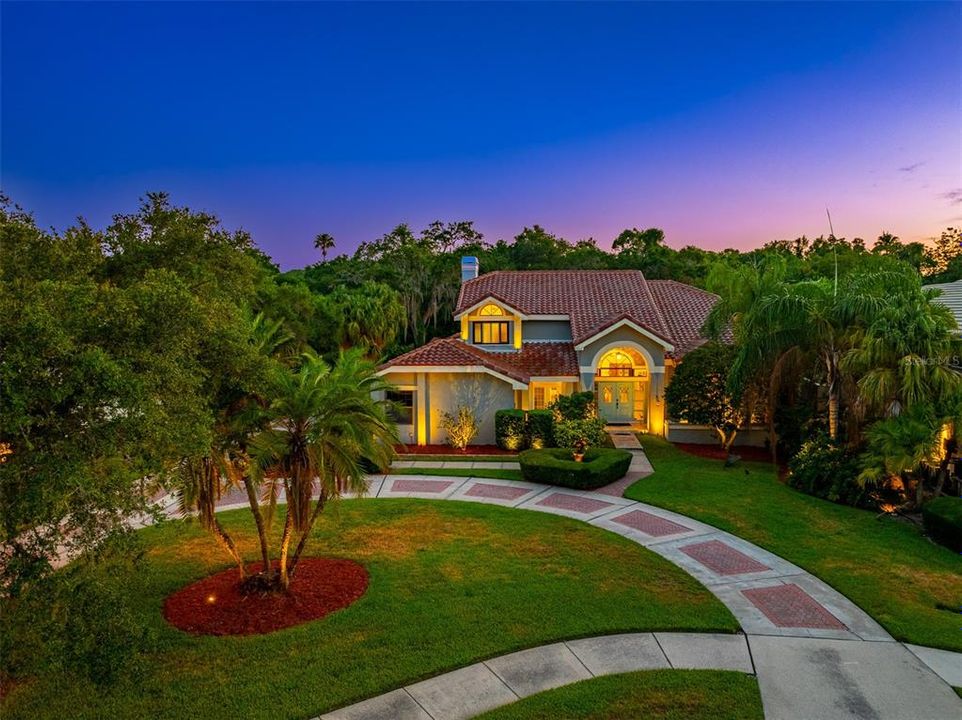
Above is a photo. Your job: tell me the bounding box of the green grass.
[2,499,737,720]
[397,454,516,462]
[626,436,962,652]
[390,467,524,481]
[476,669,763,720]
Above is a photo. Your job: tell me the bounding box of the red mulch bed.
[163,557,368,636]
[673,442,776,464]
[394,444,516,456]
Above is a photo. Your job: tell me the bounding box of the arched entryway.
[594,347,649,426]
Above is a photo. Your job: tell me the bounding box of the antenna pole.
[826,207,838,297]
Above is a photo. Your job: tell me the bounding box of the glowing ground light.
[206,594,217,604]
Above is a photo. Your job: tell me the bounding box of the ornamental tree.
[665,342,744,451]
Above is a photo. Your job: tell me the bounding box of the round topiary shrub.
[519,448,632,489]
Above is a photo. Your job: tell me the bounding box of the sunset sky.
[3,2,960,269]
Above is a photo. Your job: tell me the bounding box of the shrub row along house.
[378,257,742,446]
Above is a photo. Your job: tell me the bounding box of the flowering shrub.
[439,405,479,450]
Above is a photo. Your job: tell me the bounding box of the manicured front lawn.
[2,499,737,720]
[390,467,524,481]
[626,436,962,652]
[396,454,516,462]
[477,669,763,720]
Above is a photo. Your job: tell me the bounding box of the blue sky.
[3,1,960,268]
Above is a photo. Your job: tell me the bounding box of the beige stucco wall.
[426,372,516,445]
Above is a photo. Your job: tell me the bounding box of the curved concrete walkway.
[320,632,755,720]
[202,446,962,720]
[310,472,961,720]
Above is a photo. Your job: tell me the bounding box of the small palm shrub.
[788,435,866,506]
[440,405,479,450]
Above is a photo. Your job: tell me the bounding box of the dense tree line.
[287,222,961,359]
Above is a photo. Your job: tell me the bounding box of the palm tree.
[858,406,942,508]
[249,349,397,590]
[731,271,910,440]
[844,286,962,416]
[314,232,335,261]
[703,257,799,459]
[330,282,406,358]
[172,314,292,581]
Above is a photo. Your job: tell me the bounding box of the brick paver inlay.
[465,483,529,500]
[536,493,614,513]
[680,540,771,575]
[612,509,691,537]
[742,584,847,629]
[391,479,454,493]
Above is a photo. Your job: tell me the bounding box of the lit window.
[472,321,511,344]
[478,303,504,316]
[598,349,644,378]
[534,387,546,409]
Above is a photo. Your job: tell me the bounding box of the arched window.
[598,349,635,377]
[478,303,504,316]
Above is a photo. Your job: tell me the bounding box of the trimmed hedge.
[495,409,555,450]
[495,410,527,451]
[922,497,962,552]
[519,448,632,490]
[527,410,554,448]
[551,391,596,421]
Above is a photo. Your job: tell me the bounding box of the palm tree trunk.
[277,508,294,590]
[827,387,839,440]
[212,517,246,579]
[242,475,271,574]
[288,492,327,578]
[723,430,737,453]
[263,479,279,536]
[826,353,840,441]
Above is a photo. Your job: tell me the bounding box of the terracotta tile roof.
[379,338,579,384]
[647,280,719,357]
[456,270,716,354]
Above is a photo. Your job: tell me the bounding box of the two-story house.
[377,256,722,446]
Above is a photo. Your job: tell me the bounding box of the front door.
[597,382,633,423]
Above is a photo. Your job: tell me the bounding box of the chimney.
[461,256,479,283]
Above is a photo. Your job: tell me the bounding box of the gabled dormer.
[457,298,523,351]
